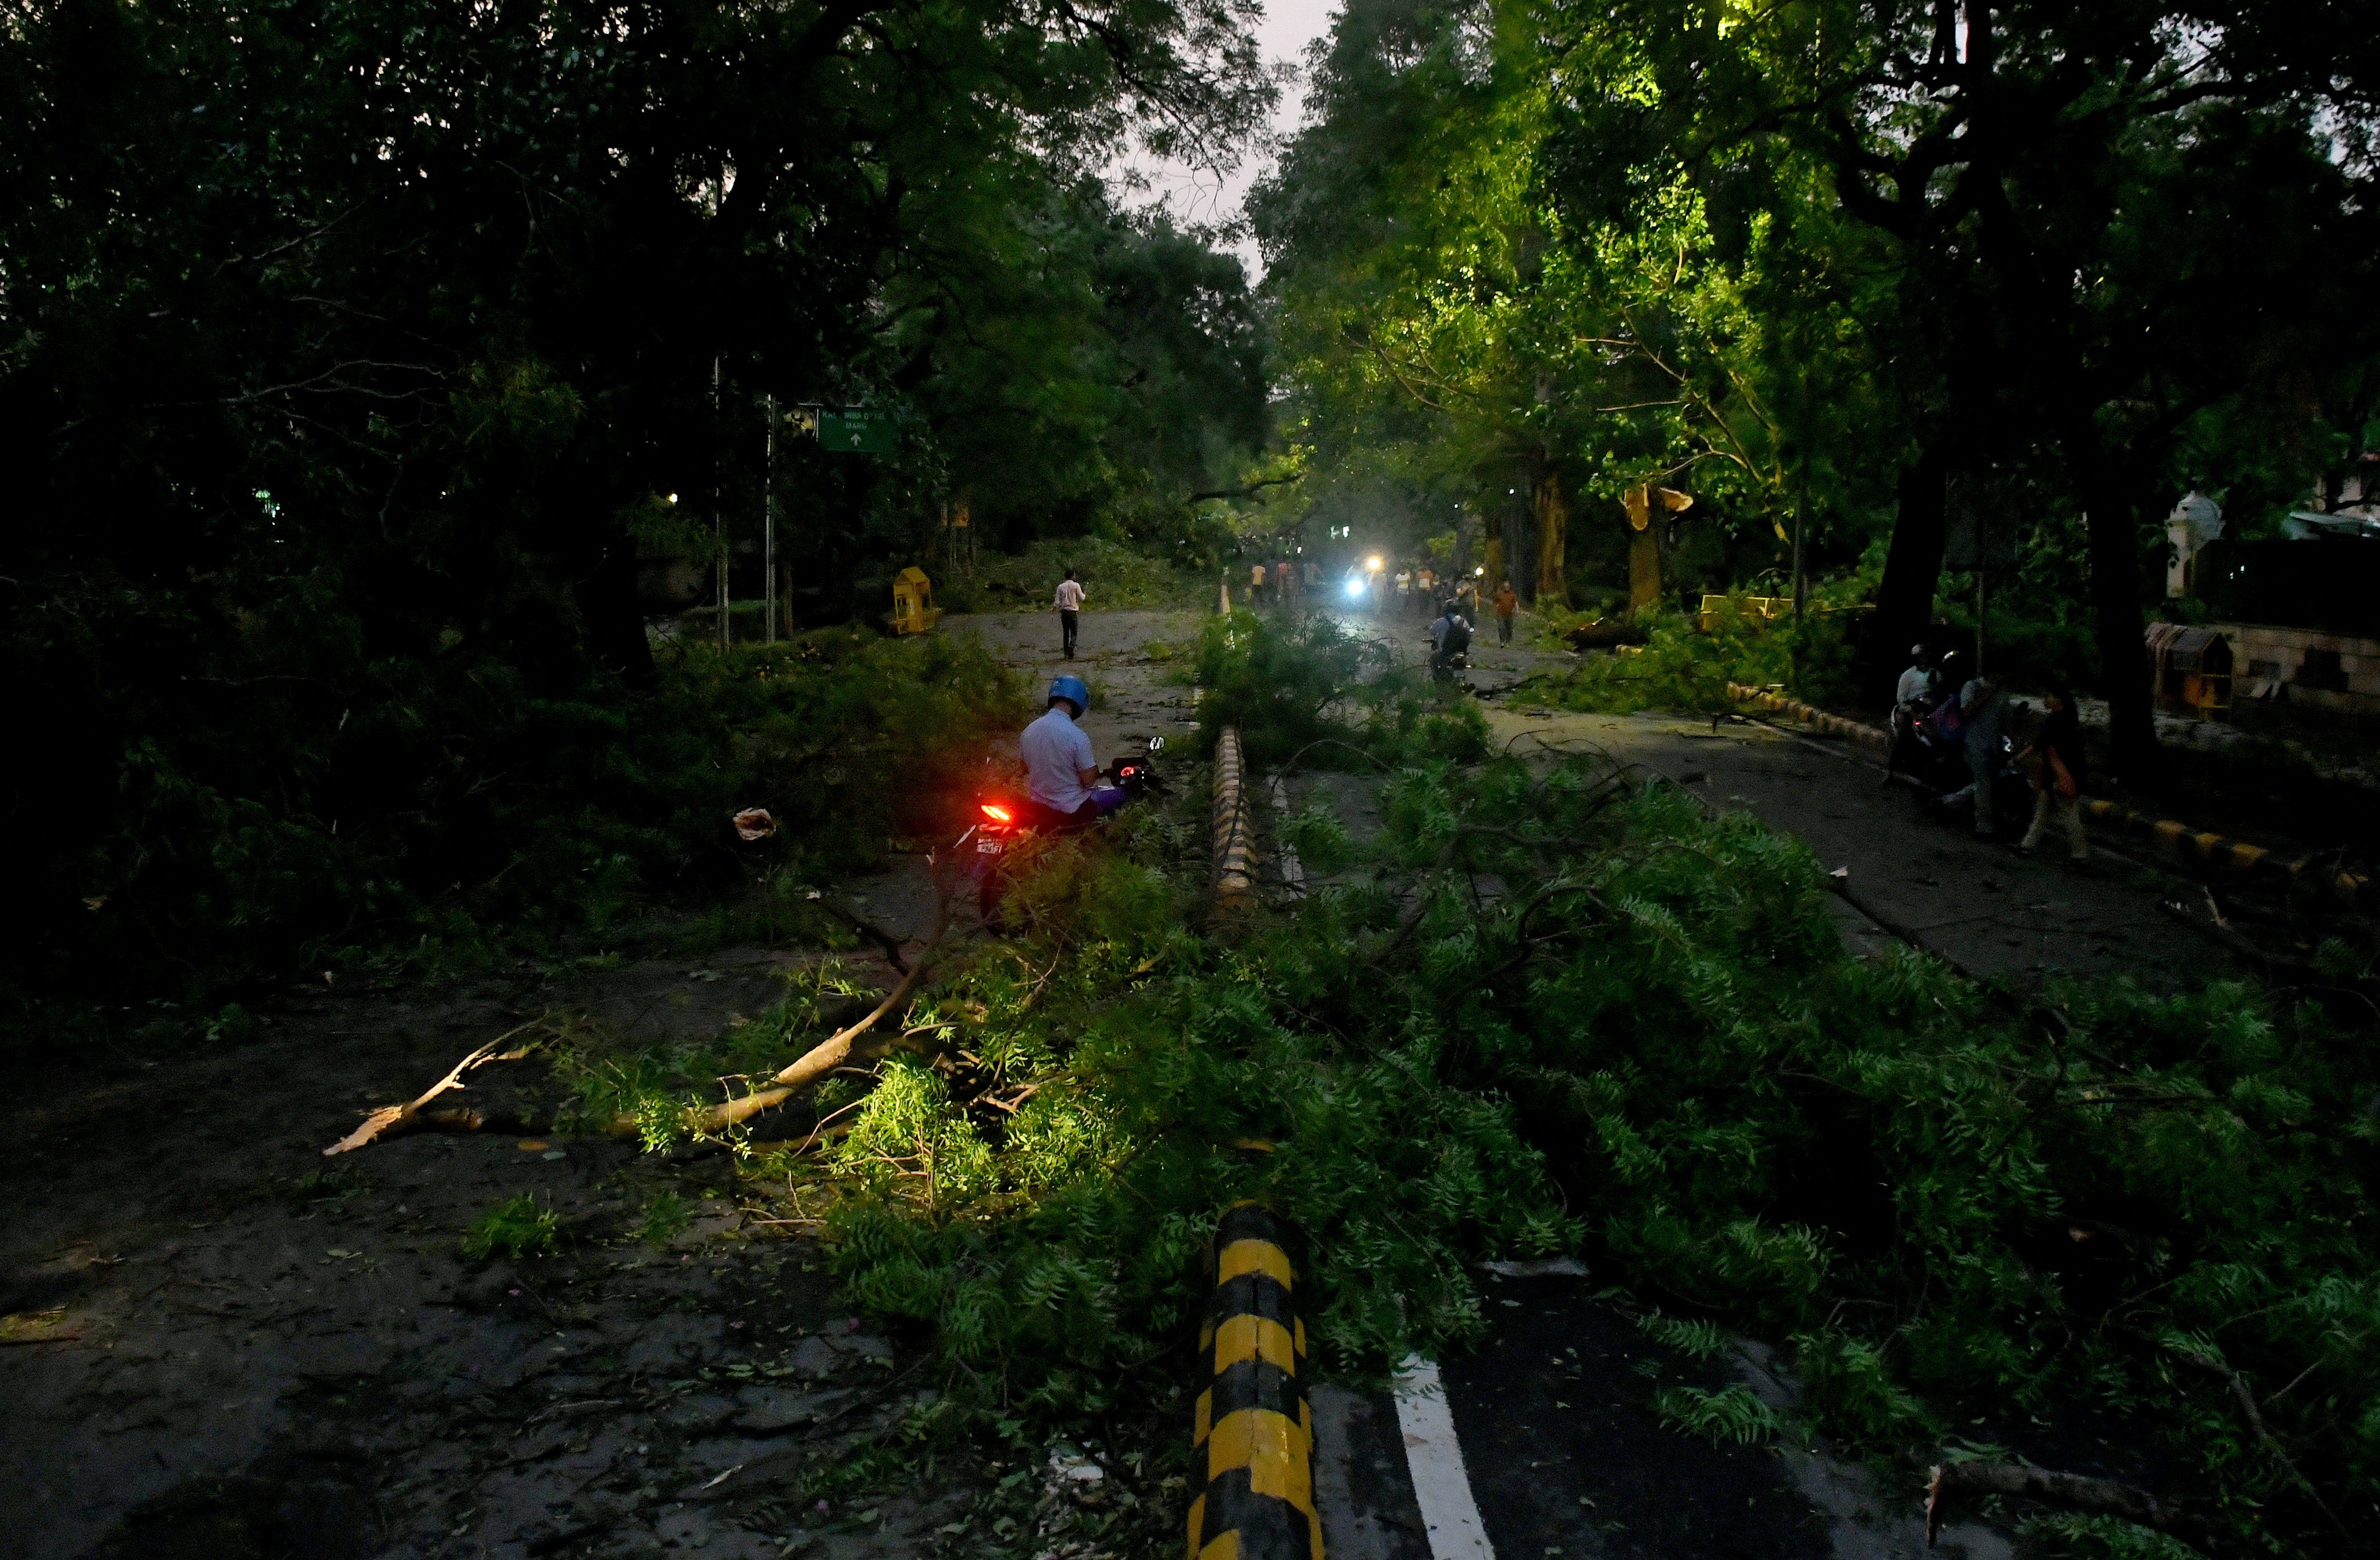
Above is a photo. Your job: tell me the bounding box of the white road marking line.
[1267,774,1305,894]
[1393,1354,1495,1559]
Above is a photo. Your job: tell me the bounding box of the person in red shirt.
[1491,580,1519,644]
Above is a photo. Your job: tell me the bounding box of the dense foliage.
[584,728,2379,1554]
[1516,591,1867,714]
[1250,0,2380,765]
[1,0,1273,1020]
[1190,606,1490,764]
[9,623,1021,1037]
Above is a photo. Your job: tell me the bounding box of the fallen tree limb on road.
[1924,1460,2251,1557]
[325,871,957,1155]
[651,953,940,1138]
[322,1017,547,1155]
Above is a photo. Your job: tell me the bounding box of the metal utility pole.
[764,394,777,647]
[713,357,728,651]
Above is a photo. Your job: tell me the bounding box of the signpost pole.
[764,395,776,647]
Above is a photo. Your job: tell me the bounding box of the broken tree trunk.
[1925,1461,2250,1558]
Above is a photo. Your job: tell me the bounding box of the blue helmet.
[1048,675,1090,714]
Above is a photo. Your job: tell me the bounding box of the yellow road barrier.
[1188,1203,1320,1560]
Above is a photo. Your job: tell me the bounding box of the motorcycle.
[960,737,1168,919]
[1425,614,1474,684]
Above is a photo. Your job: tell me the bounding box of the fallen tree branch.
[812,897,911,974]
[2169,1348,2346,1536]
[323,1017,546,1155]
[631,870,957,1139]
[324,874,956,1154]
[1925,1460,2249,1557]
[646,944,940,1139]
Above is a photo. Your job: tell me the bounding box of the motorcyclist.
[1427,598,1473,673]
[1884,643,1934,782]
[1019,675,1126,829]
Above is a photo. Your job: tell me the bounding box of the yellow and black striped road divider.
[1211,577,1257,908]
[1727,682,1890,753]
[1214,725,1256,907]
[1725,682,2364,903]
[1189,1202,1320,1560]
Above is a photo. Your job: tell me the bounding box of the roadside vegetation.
[6,629,1022,1049]
[1511,589,1868,715]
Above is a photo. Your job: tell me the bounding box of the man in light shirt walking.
[1053,568,1085,658]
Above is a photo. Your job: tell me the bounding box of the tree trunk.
[1533,465,1571,610]
[1505,494,1534,606]
[1628,519,1662,611]
[1868,447,1948,702]
[579,537,658,690]
[2076,455,2159,784]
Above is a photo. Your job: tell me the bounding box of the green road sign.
[818,408,895,454]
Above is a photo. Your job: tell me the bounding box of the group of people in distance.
[1245,557,1319,607]
[1889,643,2091,860]
[1049,553,1527,668]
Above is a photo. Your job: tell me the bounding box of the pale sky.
[1107,0,1341,280]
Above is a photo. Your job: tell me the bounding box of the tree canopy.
[1252,0,2380,764]
[0,0,1276,1009]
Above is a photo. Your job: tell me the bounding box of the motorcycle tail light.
[980,803,1012,823]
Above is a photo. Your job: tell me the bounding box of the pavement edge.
[1725,682,2363,901]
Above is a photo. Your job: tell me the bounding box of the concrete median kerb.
[1189,1202,1321,1560]
[1214,725,1256,908]
[1724,683,2363,903]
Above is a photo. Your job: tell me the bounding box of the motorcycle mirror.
[1146,736,1165,753]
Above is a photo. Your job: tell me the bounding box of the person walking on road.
[1274,558,1293,609]
[1936,672,2005,838]
[2016,680,2090,860]
[1249,561,1267,607]
[1491,579,1519,644]
[1053,568,1085,658]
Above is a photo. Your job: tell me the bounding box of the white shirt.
[1896,666,1931,704]
[1053,579,1084,611]
[1020,707,1096,812]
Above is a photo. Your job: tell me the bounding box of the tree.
[0,0,1274,1002]
[1253,0,1906,614]
[1547,0,2380,773]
